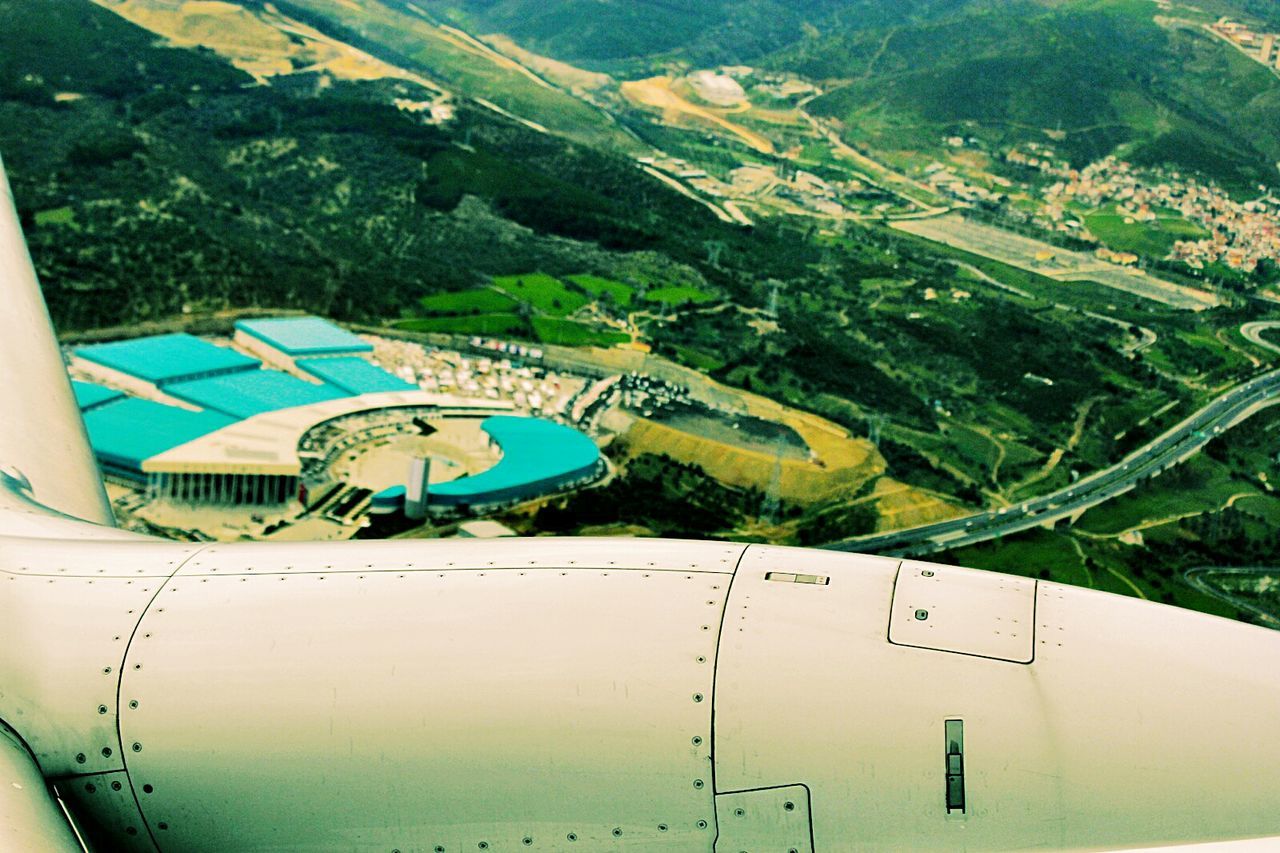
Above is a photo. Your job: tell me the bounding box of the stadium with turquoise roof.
[67,317,603,517]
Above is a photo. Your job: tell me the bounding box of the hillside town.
[1005,148,1280,276]
[1209,18,1280,72]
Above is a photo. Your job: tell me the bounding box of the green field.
[672,345,726,371]
[395,312,628,347]
[944,529,1093,589]
[1076,457,1255,536]
[644,285,715,306]
[492,273,587,317]
[34,206,78,228]
[532,317,630,347]
[1234,494,1280,526]
[1083,205,1209,257]
[419,288,518,316]
[567,274,634,307]
[394,313,526,335]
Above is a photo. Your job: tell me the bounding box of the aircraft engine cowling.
[4,536,1279,851]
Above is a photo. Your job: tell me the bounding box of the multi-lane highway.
[829,365,1280,558]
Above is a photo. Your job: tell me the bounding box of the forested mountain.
[438,0,1080,70]
[442,0,1280,190]
[0,1,788,329]
[784,1,1280,190]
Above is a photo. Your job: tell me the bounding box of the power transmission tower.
[867,414,884,448]
[763,436,785,523]
[766,279,783,318]
[703,240,725,269]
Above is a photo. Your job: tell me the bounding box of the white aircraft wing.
[0,156,114,529]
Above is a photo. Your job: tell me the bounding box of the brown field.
[96,0,441,89]
[620,76,775,154]
[869,478,967,531]
[481,34,613,92]
[622,394,884,505]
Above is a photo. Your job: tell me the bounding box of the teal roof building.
[71,380,124,412]
[166,372,348,420]
[235,317,373,357]
[82,398,235,476]
[297,357,416,395]
[431,416,602,508]
[77,334,259,386]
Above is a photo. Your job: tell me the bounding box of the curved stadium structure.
[431,416,604,508]
[67,318,602,512]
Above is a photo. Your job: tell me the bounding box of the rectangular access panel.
[714,785,814,853]
[889,562,1036,663]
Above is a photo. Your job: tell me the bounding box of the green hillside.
[242,0,638,151]
[0,0,755,329]
[435,0,857,68]
[784,1,1280,190]
[445,0,1280,189]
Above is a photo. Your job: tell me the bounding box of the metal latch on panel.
[714,784,814,853]
[765,572,829,586]
[888,562,1037,663]
[945,719,966,814]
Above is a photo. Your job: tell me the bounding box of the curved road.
[1184,566,1279,626]
[829,365,1280,558]
[1240,321,1280,356]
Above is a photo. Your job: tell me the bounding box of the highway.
[829,366,1280,558]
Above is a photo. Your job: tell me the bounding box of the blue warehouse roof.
[71,380,124,412]
[166,370,348,420]
[296,357,416,395]
[235,317,373,357]
[432,416,601,506]
[83,398,235,474]
[77,334,260,386]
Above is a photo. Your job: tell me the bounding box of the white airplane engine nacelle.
[3,537,1279,851]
